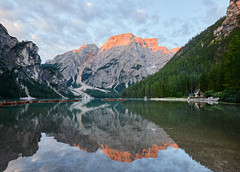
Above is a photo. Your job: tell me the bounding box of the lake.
[0,100,239,172]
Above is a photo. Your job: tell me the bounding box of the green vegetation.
[114,83,126,92]
[122,17,240,103]
[131,64,142,70]
[42,63,59,69]
[11,41,29,51]
[0,69,22,99]
[22,79,61,98]
[81,68,92,82]
[0,63,66,99]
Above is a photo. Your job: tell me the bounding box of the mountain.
[122,0,240,103]
[46,33,180,97]
[0,24,72,99]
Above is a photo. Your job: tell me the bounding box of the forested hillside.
[122,16,240,102]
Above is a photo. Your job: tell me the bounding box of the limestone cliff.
[47,33,180,95]
[214,0,240,37]
[7,41,42,80]
[0,24,18,61]
[0,23,70,98]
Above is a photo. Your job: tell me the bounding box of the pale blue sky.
[0,0,229,62]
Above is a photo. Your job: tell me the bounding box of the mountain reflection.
[47,100,179,162]
[0,99,179,171]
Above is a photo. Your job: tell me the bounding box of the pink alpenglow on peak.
[100,33,178,55]
[72,45,87,53]
[100,33,144,52]
[143,38,158,48]
[170,47,182,54]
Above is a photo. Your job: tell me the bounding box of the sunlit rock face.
[47,33,180,93]
[227,0,240,18]
[214,0,240,37]
[170,47,182,54]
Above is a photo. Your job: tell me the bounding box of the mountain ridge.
[46,33,180,97]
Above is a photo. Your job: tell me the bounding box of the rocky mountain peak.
[101,33,137,52]
[72,45,87,53]
[0,24,18,60]
[100,33,176,54]
[47,33,180,96]
[143,38,158,48]
[143,38,168,54]
[7,41,41,69]
[227,0,240,17]
[170,47,182,54]
[214,0,240,37]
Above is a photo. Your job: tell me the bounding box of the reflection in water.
[122,100,240,172]
[1,100,183,171]
[5,133,210,172]
[43,101,178,162]
[1,100,239,171]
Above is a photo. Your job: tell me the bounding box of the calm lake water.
[0,100,239,172]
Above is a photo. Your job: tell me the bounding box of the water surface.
[0,100,239,171]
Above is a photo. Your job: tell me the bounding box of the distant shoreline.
[151,98,188,102]
[150,97,219,104]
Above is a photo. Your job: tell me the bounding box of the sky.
[0,0,229,63]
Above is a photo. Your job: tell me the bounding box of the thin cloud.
[0,0,228,62]
[134,9,148,24]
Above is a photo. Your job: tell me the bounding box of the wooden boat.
[17,101,29,105]
[50,100,60,103]
[38,100,49,103]
[30,100,38,103]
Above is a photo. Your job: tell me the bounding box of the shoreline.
[150,97,219,104]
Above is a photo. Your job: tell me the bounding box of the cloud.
[0,0,228,62]
[202,0,216,7]
[201,0,227,25]
[31,34,39,41]
[134,10,148,24]
[203,6,226,25]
